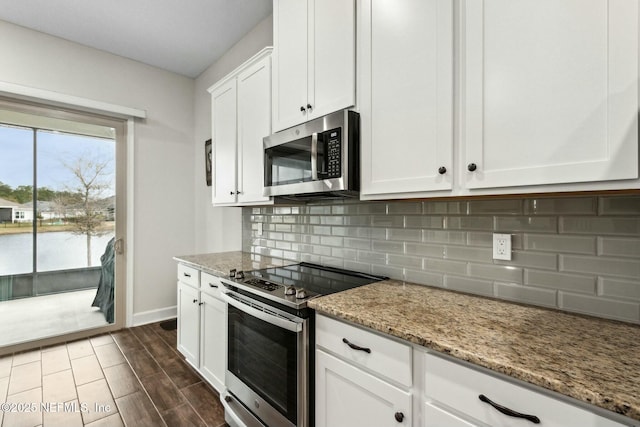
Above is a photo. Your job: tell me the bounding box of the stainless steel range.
[218,262,386,427]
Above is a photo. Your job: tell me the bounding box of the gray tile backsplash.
[243,195,640,324]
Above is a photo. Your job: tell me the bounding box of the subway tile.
[372,240,404,254]
[467,199,523,215]
[300,253,322,264]
[598,196,640,215]
[311,225,332,235]
[496,251,557,270]
[405,216,444,229]
[466,231,494,247]
[331,204,358,215]
[494,216,558,233]
[524,234,596,254]
[331,248,357,260]
[405,243,445,258]
[309,205,332,215]
[445,275,494,296]
[281,251,301,261]
[445,246,493,263]
[320,256,345,268]
[371,215,404,228]
[302,235,321,244]
[320,216,344,226]
[525,270,596,294]
[597,237,640,258]
[387,201,422,214]
[320,236,344,247]
[404,270,444,287]
[283,215,298,224]
[387,254,423,269]
[559,292,640,323]
[387,228,422,242]
[275,241,292,250]
[423,258,467,275]
[423,201,465,214]
[356,202,387,214]
[267,231,283,240]
[357,251,387,264]
[560,255,640,279]
[343,260,372,274]
[282,233,301,242]
[423,230,467,245]
[468,263,523,284]
[273,207,291,215]
[524,197,597,215]
[312,245,332,256]
[494,282,557,308]
[371,265,403,279]
[559,217,640,235]
[598,277,640,301]
[275,224,292,232]
[445,216,493,231]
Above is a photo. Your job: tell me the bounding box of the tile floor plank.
[2,386,42,427]
[0,356,11,379]
[12,349,41,366]
[180,382,226,427]
[140,371,185,413]
[70,354,104,386]
[161,403,207,427]
[76,379,118,425]
[7,360,41,395]
[161,358,201,389]
[67,339,95,360]
[103,363,141,399]
[123,349,162,379]
[115,390,165,427]
[42,347,71,376]
[110,331,143,355]
[90,334,114,348]
[84,413,125,427]
[42,369,77,403]
[94,344,126,369]
[42,398,84,427]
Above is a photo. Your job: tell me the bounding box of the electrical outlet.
[493,233,512,260]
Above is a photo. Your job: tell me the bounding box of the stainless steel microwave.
[263,109,359,200]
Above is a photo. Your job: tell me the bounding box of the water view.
[0,231,115,276]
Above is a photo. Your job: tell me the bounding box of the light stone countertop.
[173,252,640,422]
[308,280,640,422]
[173,251,296,278]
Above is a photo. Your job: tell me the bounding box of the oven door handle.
[221,291,303,333]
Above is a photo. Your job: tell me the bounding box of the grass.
[0,222,115,235]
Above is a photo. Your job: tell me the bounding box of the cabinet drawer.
[316,314,412,388]
[177,264,199,288]
[200,272,223,298]
[422,352,627,427]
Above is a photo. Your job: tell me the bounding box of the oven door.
[221,289,308,427]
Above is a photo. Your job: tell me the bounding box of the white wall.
[0,20,195,320]
[193,15,273,253]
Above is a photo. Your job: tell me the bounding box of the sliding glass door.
[0,101,126,347]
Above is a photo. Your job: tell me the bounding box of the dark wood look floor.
[0,321,228,427]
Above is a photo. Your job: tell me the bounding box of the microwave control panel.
[325,128,341,178]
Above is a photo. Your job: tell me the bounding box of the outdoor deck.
[0,289,108,347]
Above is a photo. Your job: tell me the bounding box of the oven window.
[265,137,313,186]
[228,305,298,424]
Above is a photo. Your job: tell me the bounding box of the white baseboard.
[131,306,177,327]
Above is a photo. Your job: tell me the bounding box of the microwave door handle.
[311,132,318,180]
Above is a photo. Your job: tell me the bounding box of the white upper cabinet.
[208,48,273,206]
[462,0,639,190]
[359,0,454,199]
[211,79,237,205]
[237,56,272,205]
[272,0,356,132]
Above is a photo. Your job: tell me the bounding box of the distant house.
[0,198,39,223]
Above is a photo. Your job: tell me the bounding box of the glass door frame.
[0,97,128,353]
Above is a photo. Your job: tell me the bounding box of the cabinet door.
[307,0,356,120]
[199,292,226,393]
[177,282,200,367]
[316,350,411,427]
[462,0,639,189]
[273,0,309,131]
[237,55,272,205]
[359,0,454,198]
[211,79,238,204]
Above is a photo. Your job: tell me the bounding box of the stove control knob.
[236,271,245,280]
[284,285,296,296]
[295,288,308,299]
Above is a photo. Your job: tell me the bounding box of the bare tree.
[62,155,113,267]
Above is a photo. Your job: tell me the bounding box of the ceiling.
[0,0,272,78]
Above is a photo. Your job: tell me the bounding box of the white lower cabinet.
[316,350,411,427]
[316,314,634,427]
[177,280,200,367]
[315,314,412,427]
[176,265,227,394]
